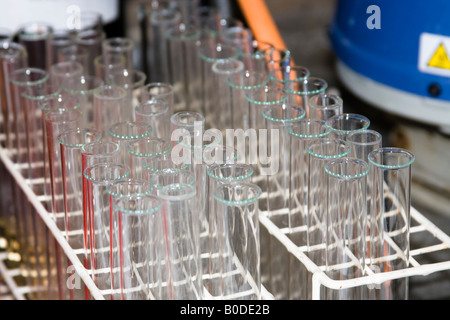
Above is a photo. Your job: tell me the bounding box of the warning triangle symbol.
[427,43,450,70]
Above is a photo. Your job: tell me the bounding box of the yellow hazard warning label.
[427,43,450,70]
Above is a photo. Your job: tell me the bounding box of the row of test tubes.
[0,0,415,300]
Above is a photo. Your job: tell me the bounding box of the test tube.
[135,99,170,140]
[285,76,328,119]
[102,37,135,71]
[267,48,292,73]
[18,22,53,70]
[62,74,104,127]
[138,82,175,116]
[82,163,130,298]
[125,137,172,180]
[49,29,76,67]
[221,26,254,57]
[93,84,128,134]
[268,65,310,89]
[212,182,262,300]
[108,121,153,164]
[261,103,305,215]
[94,54,125,82]
[75,29,106,76]
[237,39,275,73]
[0,42,28,150]
[57,45,89,74]
[158,182,202,300]
[8,68,49,166]
[146,7,182,83]
[308,93,343,121]
[166,24,203,112]
[326,113,371,141]
[111,194,163,300]
[368,148,415,300]
[198,39,238,116]
[211,59,244,132]
[50,61,84,89]
[306,138,352,266]
[57,128,102,249]
[324,157,369,300]
[226,70,270,130]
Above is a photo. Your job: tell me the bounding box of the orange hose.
[237,0,287,50]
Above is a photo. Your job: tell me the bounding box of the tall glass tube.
[285,76,328,119]
[212,183,262,300]
[135,99,170,140]
[111,194,163,300]
[261,103,305,215]
[102,37,135,71]
[57,45,89,74]
[83,163,130,298]
[324,158,369,300]
[8,68,49,166]
[326,113,371,141]
[62,75,104,127]
[211,59,244,132]
[146,7,181,83]
[226,70,269,130]
[158,182,202,300]
[94,54,125,82]
[237,39,275,73]
[50,61,84,89]
[18,22,53,70]
[105,68,147,117]
[267,48,292,74]
[268,64,310,88]
[75,29,106,76]
[138,82,175,116]
[306,138,352,266]
[368,148,415,300]
[93,84,128,134]
[198,38,238,116]
[108,121,153,164]
[166,25,203,113]
[220,26,254,58]
[308,93,343,121]
[125,137,172,180]
[0,42,28,151]
[57,128,102,248]
[49,29,76,67]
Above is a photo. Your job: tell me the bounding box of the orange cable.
[237,0,287,50]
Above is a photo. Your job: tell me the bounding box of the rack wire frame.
[1,129,450,300]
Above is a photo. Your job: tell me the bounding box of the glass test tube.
[102,37,135,71]
[220,26,253,57]
[8,68,49,165]
[324,157,369,300]
[93,84,128,134]
[82,163,130,298]
[261,103,305,214]
[138,82,175,116]
[49,29,76,67]
[211,59,244,132]
[108,121,153,164]
[62,74,104,127]
[308,93,343,121]
[237,39,275,73]
[125,137,172,180]
[326,113,371,141]
[226,70,269,130]
[166,25,203,113]
[94,54,125,82]
[367,148,415,300]
[0,41,28,150]
[268,65,310,89]
[57,128,102,249]
[158,182,202,300]
[111,195,163,300]
[18,22,53,70]
[267,48,292,73]
[57,45,90,73]
[50,61,84,88]
[212,183,262,300]
[285,76,328,119]
[135,99,170,140]
[306,138,352,265]
[75,29,106,76]
[198,39,238,116]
